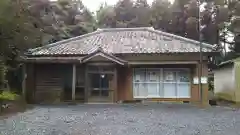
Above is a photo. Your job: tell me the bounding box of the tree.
[114,0,135,27]
[97,0,151,28]
[0,0,43,60]
[150,0,172,32]
[0,0,96,91]
[96,3,116,28]
[131,0,151,27]
[228,0,240,53]
[27,0,96,44]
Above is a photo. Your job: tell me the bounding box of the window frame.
[133,68,191,98]
[133,68,162,98]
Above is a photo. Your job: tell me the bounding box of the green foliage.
[0,91,17,101]
[96,4,116,28]
[208,77,214,91]
[0,0,96,61]
[0,0,43,63]
[28,0,96,44]
[0,0,96,90]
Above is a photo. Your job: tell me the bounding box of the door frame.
[85,64,117,102]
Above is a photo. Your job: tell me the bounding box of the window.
[164,71,174,81]
[133,68,190,98]
[176,70,191,98]
[163,69,177,98]
[133,69,161,98]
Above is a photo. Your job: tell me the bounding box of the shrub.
[0,60,24,113]
[0,91,19,113]
[208,76,214,92]
[0,91,18,101]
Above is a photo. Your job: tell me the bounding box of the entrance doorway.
[86,65,115,102]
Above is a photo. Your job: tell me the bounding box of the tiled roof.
[28,27,214,56]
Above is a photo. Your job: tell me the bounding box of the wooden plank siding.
[35,64,64,103]
[117,66,133,101]
[26,64,73,104]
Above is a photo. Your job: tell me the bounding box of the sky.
[82,0,174,12]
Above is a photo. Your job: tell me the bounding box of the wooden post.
[72,64,76,101]
[84,66,88,102]
[114,67,117,102]
[22,64,26,99]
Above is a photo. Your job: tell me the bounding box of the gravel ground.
[1,103,240,135]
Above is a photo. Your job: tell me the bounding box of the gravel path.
[1,103,240,135]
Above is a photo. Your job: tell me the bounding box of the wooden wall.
[117,63,209,104]
[117,66,133,101]
[35,65,63,103]
[26,64,72,103]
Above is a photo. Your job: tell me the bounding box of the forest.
[0,0,239,91]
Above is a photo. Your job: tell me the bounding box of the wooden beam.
[72,64,76,101]
[128,61,198,65]
[86,62,116,66]
[23,57,82,63]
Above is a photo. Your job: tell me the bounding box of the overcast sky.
[82,0,174,12]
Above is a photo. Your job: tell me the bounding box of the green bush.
[208,76,214,91]
[0,91,18,101]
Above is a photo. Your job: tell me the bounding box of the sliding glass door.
[87,65,115,102]
[90,73,113,97]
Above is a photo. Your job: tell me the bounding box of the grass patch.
[215,92,235,102]
[0,91,33,119]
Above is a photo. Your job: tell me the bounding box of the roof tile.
[29,27,214,56]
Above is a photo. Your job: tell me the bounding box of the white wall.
[214,65,236,101]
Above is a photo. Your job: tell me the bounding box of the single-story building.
[22,27,216,104]
[214,57,240,102]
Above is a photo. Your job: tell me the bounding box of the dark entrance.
[86,65,116,102]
